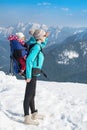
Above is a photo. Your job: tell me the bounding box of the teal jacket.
[26,37,48,79]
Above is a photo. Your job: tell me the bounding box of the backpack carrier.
[8,35,28,76]
[8,35,48,78]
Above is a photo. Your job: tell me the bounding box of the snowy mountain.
[0,23,87,83]
[0,22,87,46]
[43,30,87,83]
[0,40,10,72]
[0,71,87,130]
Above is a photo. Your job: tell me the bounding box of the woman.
[23,29,49,125]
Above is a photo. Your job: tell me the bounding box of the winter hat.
[29,29,35,35]
[33,29,46,40]
[16,32,25,39]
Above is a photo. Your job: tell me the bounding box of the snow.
[58,50,79,64]
[0,71,87,130]
[73,30,84,35]
[80,42,87,56]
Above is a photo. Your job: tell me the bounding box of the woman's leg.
[29,77,37,113]
[23,77,37,116]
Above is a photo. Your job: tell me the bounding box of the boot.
[24,115,39,125]
[31,112,45,120]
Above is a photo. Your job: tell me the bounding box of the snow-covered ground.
[0,71,87,130]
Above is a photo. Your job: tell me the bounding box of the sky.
[0,71,87,129]
[0,0,87,27]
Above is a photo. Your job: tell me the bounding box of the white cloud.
[82,9,87,13]
[66,13,73,16]
[61,8,69,11]
[37,2,51,6]
[54,6,57,9]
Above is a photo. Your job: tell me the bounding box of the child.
[8,32,27,75]
[15,32,27,75]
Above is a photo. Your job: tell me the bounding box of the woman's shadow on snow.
[3,109,24,124]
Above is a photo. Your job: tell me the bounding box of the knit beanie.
[33,29,46,40]
[29,29,35,35]
[16,32,25,39]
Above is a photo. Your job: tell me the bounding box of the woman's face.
[40,35,46,42]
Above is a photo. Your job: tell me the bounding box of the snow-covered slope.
[0,71,87,130]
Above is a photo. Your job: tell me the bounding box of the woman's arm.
[41,38,48,48]
[26,44,40,79]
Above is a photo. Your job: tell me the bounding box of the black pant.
[23,77,37,116]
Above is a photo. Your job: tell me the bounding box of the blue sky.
[0,0,87,27]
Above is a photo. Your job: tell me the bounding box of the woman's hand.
[26,78,31,83]
[45,32,50,37]
[40,32,50,42]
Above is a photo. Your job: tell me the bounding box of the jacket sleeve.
[26,44,40,79]
[41,38,48,48]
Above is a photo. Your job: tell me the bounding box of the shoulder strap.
[29,43,42,51]
[36,44,42,66]
[28,43,42,54]
[28,43,36,51]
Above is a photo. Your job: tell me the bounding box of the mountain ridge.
[0,23,87,83]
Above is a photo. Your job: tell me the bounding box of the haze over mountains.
[0,22,87,83]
